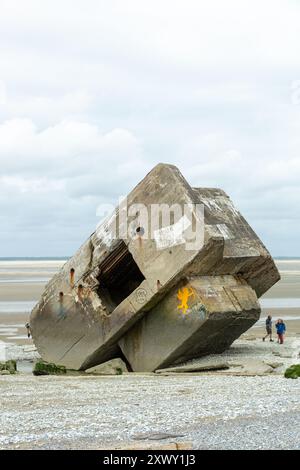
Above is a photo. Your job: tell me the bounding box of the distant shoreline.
[0,256,300,261]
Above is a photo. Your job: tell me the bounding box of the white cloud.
[0,119,142,177]
[0,117,148,255]
[0,176,65,194]
[0,80,7,105]
[0,0,300,256]
[3,90,91,125]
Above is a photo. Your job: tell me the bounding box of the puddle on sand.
[0,301,37,313]
[17,360,34,374]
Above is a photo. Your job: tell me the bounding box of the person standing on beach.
[275,319,286,344]
[25,322,32,339]
[263,315,274,342]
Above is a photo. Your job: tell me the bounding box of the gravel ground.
[1,373,300,450]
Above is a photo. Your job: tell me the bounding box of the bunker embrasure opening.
[97,240,145,310]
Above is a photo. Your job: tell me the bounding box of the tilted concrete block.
[30,164,280,371]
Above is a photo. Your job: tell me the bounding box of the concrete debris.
[0,360,17,374]
[155,361,229,374]
[132,432,184,441]
[106,442,192,450]
[232,360,274,376]
[85,358,128,375]
[264,361,284,369]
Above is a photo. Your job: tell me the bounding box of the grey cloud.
[0,0,300,256]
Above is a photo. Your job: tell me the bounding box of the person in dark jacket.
[275,319,286,344]
[25,322,31,339]
[263,315,274,342]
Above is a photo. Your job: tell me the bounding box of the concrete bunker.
[30,163,280,371]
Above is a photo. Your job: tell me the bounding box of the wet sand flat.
[0,283,47,301]
[0,312,35,345]
[263,259,300,298]
[0,260,65,344]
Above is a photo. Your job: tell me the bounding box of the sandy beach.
[1,258,300,450]
[0,260,65,345]
[247,259,300,337]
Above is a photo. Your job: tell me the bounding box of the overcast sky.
[0,0,300,257]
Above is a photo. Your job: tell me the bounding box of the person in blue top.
[275,319,286,344]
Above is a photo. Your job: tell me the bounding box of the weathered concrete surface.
[119,185,279,371]
[31,164,207,369]
[192,188,279,297]
[30,163,280,371]
[119,275,260,371]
